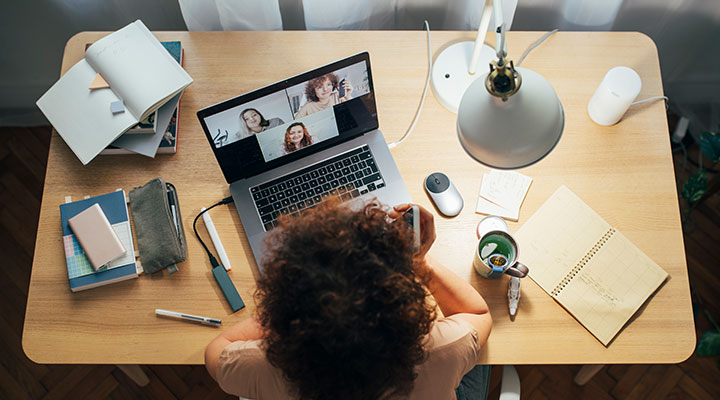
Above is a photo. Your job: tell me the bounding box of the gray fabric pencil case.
[129,178,187,274]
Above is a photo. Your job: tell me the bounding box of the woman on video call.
[284,122,313,153]
[294,72,352,118]
[238,108,284,139]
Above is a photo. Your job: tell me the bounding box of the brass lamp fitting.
[485,58,522,101]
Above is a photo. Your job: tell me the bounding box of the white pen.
[155,309,222,327]
[201,207,232,271]
[508,277,521,317]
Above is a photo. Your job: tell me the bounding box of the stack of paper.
[475,170,532,221]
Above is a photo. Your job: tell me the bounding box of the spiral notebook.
[515,185,668,346]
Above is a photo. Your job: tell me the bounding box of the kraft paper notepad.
[515,185,668,346]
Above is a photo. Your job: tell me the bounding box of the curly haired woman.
[294,72,352,118]
[205,200,492,400]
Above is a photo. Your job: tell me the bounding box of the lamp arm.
[493,0,507,61]
[468,0,493,75]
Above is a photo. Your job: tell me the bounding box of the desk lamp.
[433,0,565,169]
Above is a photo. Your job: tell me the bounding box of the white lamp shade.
[457,67,565,169]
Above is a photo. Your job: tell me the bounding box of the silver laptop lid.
[197,52,378,184]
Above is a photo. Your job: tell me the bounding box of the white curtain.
[301,0,518,30]
[178,0,519,31]
[178,0,282,30]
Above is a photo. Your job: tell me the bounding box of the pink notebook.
[67,203,126,270]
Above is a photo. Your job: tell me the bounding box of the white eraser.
[110,100,125,114]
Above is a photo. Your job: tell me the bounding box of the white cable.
[389,20,431,149]
[631,95,669,108]
[516,29,559,67]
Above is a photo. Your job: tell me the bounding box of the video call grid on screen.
[197,52,378,184]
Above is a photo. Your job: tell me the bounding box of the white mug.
[473,216,529,279]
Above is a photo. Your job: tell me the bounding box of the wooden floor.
[1,126,718,399]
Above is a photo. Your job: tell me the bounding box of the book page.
[556,230,668,345]
[515,185,611,293]
[85,20,192,120]
[106,221,135,269]
[36,59,138,165]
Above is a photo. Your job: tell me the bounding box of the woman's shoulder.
[426,316,479,351]
[220,339,264,360]
[217,340,291,398]
[267,117,284,126]
[295,104,311,118]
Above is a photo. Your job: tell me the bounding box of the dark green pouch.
[129,178,187,274]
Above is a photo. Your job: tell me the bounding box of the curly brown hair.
[304,73,339,103]
[256,199,436,400]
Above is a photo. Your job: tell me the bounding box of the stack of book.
[101,41,184,156]
[37,20,192,164]
[60,190,140,292]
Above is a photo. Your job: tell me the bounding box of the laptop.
[197,52,411,272]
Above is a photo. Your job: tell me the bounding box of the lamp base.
[431,41,495,114]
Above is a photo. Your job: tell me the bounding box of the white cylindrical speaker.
[587,66,642,126]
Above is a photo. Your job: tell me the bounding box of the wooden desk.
[23,31,695,369]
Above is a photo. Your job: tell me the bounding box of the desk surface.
[23,31,695,365]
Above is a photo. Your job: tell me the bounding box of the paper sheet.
[476,196,520,221]
[475,170,532,221]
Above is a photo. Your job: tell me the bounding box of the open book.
[36,20,192,165]
[514,186,668,346]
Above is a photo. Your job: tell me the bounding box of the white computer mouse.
[424,172,463,217]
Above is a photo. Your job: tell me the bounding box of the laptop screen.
[197,52,378,183]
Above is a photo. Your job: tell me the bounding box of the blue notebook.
[60,190,138,292]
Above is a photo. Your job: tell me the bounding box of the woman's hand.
[341,79,352,99]
[390,203,436,258]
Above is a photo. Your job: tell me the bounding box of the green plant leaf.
[697,329,720,356]
[682,171,708,203]
[700,131,720,163]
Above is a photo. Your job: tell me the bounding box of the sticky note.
[89,73,110,89]
[479,170,532,211]
[476,196,520,221]
[475,170,532,222]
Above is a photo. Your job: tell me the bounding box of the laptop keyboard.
[250,145,385,231]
